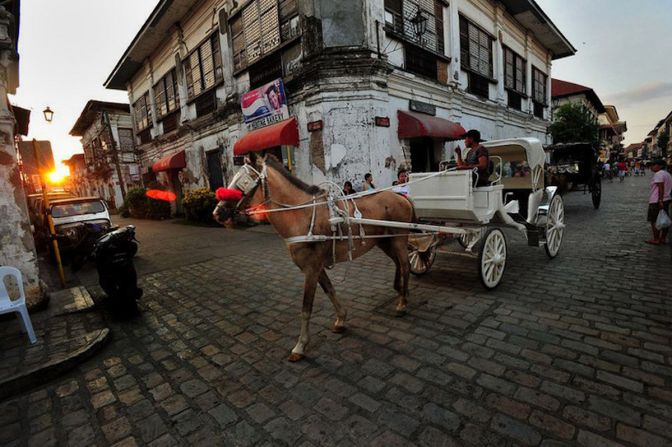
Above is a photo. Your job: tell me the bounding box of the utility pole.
[103,110,127,200]
[32,138,66,287]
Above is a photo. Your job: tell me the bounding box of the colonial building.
[0,1,42,301]
[105,0,574,203]
[69,100,141,208]
[550,79,626,160]
[62,153,89,197]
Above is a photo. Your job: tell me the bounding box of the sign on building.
[241,78,288,129]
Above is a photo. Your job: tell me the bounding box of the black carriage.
[545,142,601,209]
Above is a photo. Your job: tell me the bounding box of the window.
[532,66,547,118]
[504,47,525,110]
[249,52,283,88]
[460,16,493,78]
[184,34,223,100]
[118,128,134,152]
[231,0,298,72]
[460,16,493,98]
[385,0,445,55]
[404,44,438,80]
[154,68,180,118]
[133,92,152,131]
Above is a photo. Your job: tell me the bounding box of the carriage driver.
[455,129,491,187]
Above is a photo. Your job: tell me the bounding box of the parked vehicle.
[27,191,76,249]
[92,225,142,315]
[48,197,112,258]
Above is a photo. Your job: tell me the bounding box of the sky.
[10,1,672,165]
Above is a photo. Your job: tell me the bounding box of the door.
[206,149,224,191]
[410,137,436,173]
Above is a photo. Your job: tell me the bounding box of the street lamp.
[34,106,66,287]
[410,7,428,40]
[43,106,54,122]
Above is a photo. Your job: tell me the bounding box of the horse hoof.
[394,308,407,317]
[288,352,305,362]
[332,325,346,334]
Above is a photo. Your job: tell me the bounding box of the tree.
[657,129,669,160]
[549,103,600,147]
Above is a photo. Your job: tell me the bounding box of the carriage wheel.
[408,238,437,276]
[478,228,507,289]
[591,174,602,209]
[544,194,565,258]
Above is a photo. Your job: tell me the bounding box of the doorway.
[410,137,437,172]
[206,149,224,191]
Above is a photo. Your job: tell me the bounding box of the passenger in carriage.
[455,129,491,187]
[393,168,409,196]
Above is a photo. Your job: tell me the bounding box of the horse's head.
[212,152,267,226]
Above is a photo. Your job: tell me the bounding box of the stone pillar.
[0,7,41,301]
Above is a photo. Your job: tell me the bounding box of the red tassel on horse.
[216,187,243,201]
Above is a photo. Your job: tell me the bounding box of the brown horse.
[213,152,415,361]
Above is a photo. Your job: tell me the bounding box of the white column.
[524,32,532,114]
[447,0,461,85]
[494,7,505,103]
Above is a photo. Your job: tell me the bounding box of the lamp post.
[34,106,66,287]
[410,7,428,41]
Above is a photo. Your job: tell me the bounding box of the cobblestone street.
[2,175,671,447]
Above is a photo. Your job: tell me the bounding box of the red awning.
[234,117,299,155]
[152,150,186,173]
[397,110,466,140]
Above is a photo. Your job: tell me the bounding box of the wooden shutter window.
[434,0,444,54]
[231,15,246,71]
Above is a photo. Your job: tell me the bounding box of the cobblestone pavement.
[1,175,670,446]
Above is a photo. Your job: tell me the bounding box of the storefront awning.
[152,150,186,173]
[397,111,466,141]
[234,117,299,155]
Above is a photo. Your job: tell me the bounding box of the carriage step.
[526,227,541,247]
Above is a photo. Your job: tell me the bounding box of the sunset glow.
[46,163,70,185]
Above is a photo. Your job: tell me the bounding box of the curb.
[0,328,111,402]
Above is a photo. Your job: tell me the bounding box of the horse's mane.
[264,155,323,195]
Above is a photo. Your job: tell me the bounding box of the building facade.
[0,1,42,301]
[69,101,141,208]
[105,0,574,203]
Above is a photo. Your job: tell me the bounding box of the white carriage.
[406,137,565,289]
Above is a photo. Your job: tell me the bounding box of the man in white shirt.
[646,159,672,245]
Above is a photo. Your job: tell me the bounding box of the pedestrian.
[617,160,627,182]
[645,159,672,245]
[362,173,375,191]
[342,181,354,195]
[393,168,409,195]
[456,129,491,187]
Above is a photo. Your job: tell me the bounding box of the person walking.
[646,159,672,245]
[617,160,627,182]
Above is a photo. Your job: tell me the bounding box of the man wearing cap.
[455,129,490,187]
[646,159,672,245]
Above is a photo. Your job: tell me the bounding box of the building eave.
[104,0,197,91]
[70,100,130,136]
[499,0,576,60]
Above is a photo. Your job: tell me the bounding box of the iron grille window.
[460,15,493,78]
[195,90,217,118]
[385,0,445,54]
[405,43,437,80]
[231,0,297,73]
[133,92,152,131]
[162,112,179,133]
[532,66,547,118]
[249,52,283,88]
[467,72,489,99]
[118,128,134,152]
[508,90,522,110]
[184,34,223,100]
[138,128,152,145]
[154,68,180,118]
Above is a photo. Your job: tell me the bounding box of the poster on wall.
[241,78,289,130]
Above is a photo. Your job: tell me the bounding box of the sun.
[46,163,70,185]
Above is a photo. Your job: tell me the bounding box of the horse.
[213,152,415,362]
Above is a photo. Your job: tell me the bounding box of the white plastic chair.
[0,266,37,344]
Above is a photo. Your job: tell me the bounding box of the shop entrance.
[410,137,437,173]
[206,149,224,191]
